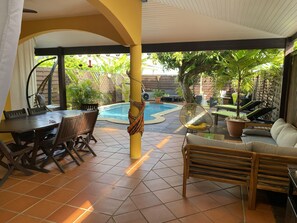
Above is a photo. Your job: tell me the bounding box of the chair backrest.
[247,107,276,120]
[27,106,47,116]
[80,103,98,111]
[54,115,82,146]
[241,100,262,110]
[78,110,99,135]
[3,108,27,119]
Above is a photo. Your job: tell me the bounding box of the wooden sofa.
[182,126,297,209]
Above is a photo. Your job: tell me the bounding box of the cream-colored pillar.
[129,44,142,159]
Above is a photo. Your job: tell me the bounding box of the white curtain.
[10,39,37,110]
[0,0,24,120]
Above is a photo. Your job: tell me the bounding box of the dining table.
[0,110,85,172]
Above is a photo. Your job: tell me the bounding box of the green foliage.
[153,89,165,97]
[152,51,219,102]
[66,79,100,109]
[218,49,279,118]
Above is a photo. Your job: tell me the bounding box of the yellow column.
[130,44,142,159]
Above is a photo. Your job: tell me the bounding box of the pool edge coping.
[97,102,183,125]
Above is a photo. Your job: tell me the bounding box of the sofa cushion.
[186,133,251,151]
[252,141,297,156]
[241,135,277,145]
[242,128,271,137]
[276,124,297,147]
[270,118,287,141]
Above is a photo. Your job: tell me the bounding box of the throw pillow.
[242,128,271,137]
[270,118,287,141]
[252,141,297,156]
[276,124,297,147]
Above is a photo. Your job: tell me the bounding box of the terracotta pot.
[225,118,249,138]
[155,97,161,103]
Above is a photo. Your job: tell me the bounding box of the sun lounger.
[212,107,275,125]
[215,100,263,112]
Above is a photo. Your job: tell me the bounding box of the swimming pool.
[98,102,182,124]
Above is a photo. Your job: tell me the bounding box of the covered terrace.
[0,0,297,222]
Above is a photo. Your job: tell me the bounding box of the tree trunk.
[181,79,194,103]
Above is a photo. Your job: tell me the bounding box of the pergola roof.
[23,0,297,49]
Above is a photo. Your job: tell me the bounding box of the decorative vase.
[155,97,161,103]
[225,118,249,138]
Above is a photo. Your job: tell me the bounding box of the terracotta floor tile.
[131,182,151,196]
[130,192,162,209]
[46,205,85,223]
[8,214,41,223]
[81,182,112,197]
[23,199,61,219]
[152,162,167,169]
[105,186,133,201]
[204,206,243,223]
[114,198,138,215]
[188,194,222,211]
[101,158,122,166]
[179,213,213,223]
[127,169,149,179]
[27,172,56,183]
[144,178,171,191]
[115,177,141,189]
[78,211,111,223]
[153,188,183,203]
[45,188,78,203]
[26,184,57,198]
[153,167,177,178]
[63,177,91,191]
[192,181,222,194]
[93,197,123,215]
[67,191,100,208]
[163,175,183,187]
[165,199,200,218]
[44,174,74,187]
[143,171,160,181]
[209,190,239,205]
[245,209,277,223]
[175,184,205,197]
[113,210,146,223]
[96,173,122,185]
[106,166,127,176]
[3,195,40,212]
[0,191,21,207]
[0,178,22,189]
[0,209,18,222]
[8,180,40,194]
[92,164,114,173]
[141,204,176,223]
[161,159,183,167]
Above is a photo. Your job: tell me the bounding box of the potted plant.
[153,89,165,103]
[66,79,100,109]
[219,50,271,137]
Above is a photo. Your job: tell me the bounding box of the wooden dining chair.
[0,141,34,186]
[39,115,83,173]
[80,103,99,143]
[27,106,47,116]
[76,110,98,159]
[3,109,35,146]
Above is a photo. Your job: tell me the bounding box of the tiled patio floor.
[0,125,286,223]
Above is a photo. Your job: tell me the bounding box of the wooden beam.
[35,38,286,55]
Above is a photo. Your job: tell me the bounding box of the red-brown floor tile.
[45,188,78,203]
[3,195,40,212]
[113,210,147,223]
[0,209,18,222]
[144,178,171,191]
[131,182,151,196]
[8,214,41,223]
[26,184,57,198]
[140,204,176,223]
[204,205,243,223]
[165,199,200,218]
[179,213,213,223]
[46,205,85,223]
[153,188,183,203]
[8,180,40,194]
[0,191,21,207]
[93,197,123,215]
[130,192,162,209]
[23,199,61,219]
[67,192,99,208]
[114,198,138,215]
[188,194,222,211]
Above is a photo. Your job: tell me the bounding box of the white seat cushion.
[270,118,287,141]
[276,124,297,147]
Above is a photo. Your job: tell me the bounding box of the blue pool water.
[99,103,179,123]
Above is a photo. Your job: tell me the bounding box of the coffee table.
[197,132,225,140]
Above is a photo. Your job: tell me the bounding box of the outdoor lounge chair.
[212,107,276,125]
[215,100,263,112]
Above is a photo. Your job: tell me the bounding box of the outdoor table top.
[0,110,84,134]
